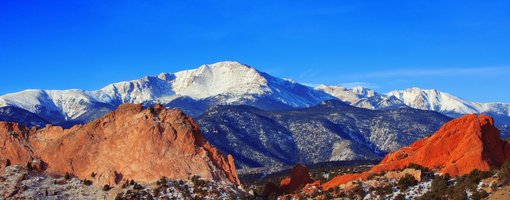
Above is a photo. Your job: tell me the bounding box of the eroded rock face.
[324,114,510,190]
[279,164,314,194]
[0,104,239,186]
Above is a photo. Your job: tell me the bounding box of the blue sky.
[0,0,509,102]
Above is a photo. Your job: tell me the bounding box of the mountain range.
[1,62,508,126]
[197,100,450,168]
[1,61,509,168]
[317,85,510,118]
[0,61,331,126]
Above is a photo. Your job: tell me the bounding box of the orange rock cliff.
[0,104,240,186]
[323,114,510,190]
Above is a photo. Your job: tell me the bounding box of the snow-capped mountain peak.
[386,87,480,114]
[352,86,376,98]
[315,85,406,110]
[0,61,333,124]
[171,61,269,99]
[315,85,359,102]
[2,61,509,131]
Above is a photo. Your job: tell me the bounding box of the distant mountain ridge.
[387,87,510,117]
[315,85,407,110]
[0,61,333,126]
[316,85,510,117]
[0,61,508,136]
[317,85,510,136]
[2,61,508,170]
[197,100,451,168]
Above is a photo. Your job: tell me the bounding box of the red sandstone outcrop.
[262,164,314,197]
[0,104,240,186]
[324,114,510,190]
[279,164,314,194]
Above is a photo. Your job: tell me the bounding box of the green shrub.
[26,161,33,171]
[372,184,393,196]
[471,190,489,200]
[449,169,494,199]
[157,177,168,186]
[398,174,418,191]
[499,158,510,185]
[103,184,111,191]
[395,194,406,200]
[133,183,144,190]
[83,179,93,186]
[152,188,160,197]
[418,174,449,200]
[407,163,430,172]
[348,184,366,199]
[64,172,71,180]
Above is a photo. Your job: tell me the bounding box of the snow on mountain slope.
[171,62,268,99]
[0,90,66,123]
[0,61,333,125]
[387,88,510,117]
[0,106,49,127]
[317,85,510,120]
[386,88,479,114]
[316,85,407,110]
[197,100,451,168]
[91,75,176,104]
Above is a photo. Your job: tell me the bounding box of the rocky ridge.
[323,114,510,190]
[197,100,451,168]
[0,104,239,187]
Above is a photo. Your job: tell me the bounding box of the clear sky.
[1,0,509,102]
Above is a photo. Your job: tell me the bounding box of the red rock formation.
[0,104,240,186]
[324,114,510,190]
[0,123,32,167]
[279,164,314,194]
[302,180,321,195]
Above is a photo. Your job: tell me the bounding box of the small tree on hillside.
[499,159,510,185]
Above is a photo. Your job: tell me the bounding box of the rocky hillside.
[0,165,245,199]
[0,106,48,128]
[197,100,451,168]
[253,114,510,199]
[323,114,510,190]
[0,104,239,187]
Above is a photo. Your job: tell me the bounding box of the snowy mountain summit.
[0,61,509,134]
[96,61,271,104]
[387,87,510,118]
[316,85,407,110]
[0,61,333,126]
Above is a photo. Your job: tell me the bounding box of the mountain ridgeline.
[197,100,451,168]
[0,61,509,170]
[0,61,508,132]
[0,61,332,127]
